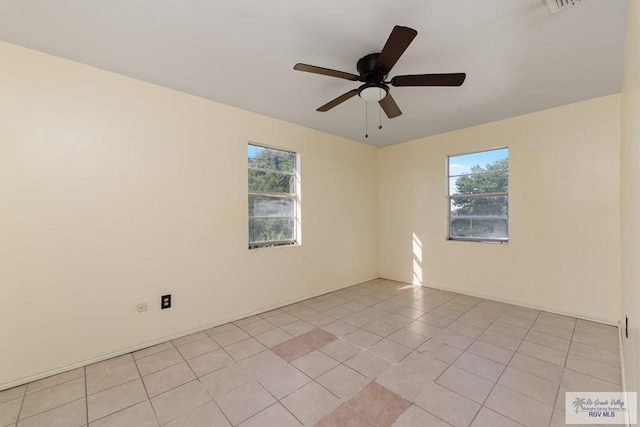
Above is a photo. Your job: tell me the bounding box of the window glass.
[448,148,508,242]
[248,144,298,248]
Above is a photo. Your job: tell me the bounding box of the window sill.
[447,238,508,245]
[248,242,300,251]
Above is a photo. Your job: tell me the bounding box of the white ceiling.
[0,0,629,147]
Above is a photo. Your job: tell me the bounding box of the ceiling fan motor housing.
[357,53,386,82]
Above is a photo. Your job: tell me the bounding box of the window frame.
[248,143,299,249]
[447,147,509,244]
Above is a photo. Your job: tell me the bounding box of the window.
[248,144,298,249]
[448,148,509,242]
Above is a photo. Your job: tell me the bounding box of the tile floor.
[1,279,622,426]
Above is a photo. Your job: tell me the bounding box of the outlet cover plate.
[161,294,172,309]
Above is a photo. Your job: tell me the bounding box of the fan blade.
[317,89,359,112]
[379,93,402,119]
[374,26,418,74]
[294,63,359,81]
[391,73,466,87]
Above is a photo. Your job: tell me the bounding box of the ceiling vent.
[546,0,583,14]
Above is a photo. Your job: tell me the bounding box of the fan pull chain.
[365,102,369,138]
[379,90,383,130]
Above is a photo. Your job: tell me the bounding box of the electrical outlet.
[161,294,172,309]
[136,303,148,313]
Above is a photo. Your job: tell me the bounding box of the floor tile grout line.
[14,396,87,426]
[19,370,85,397]
[13,376,87,423]
[137,357,185,381]
[148,378,211,425]
[275,331,364,403]
[340,295,489,423]
[463,306,543,427]
[172,332,213,348]
[13,379,28,425]
[255,400,304,427]
[568,338,622,361]
[130,351,162,427]
[205,336,306,405]
[561,365,622,388]
[395,290,618,401]
[388,297,504,422]
[473,407,527,427]
[131,343,175,362]
[225,341,331,424]
[432,308,507,369]
[492,320,576,357]
[570,334,621,349]
[84,378,150,424]
[407,403,459,427]
[498,316,599,421]
[451,307,543,424]
[552,314,580,418]
[209,398,234,427]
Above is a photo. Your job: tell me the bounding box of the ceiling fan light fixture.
[359,83,388,103]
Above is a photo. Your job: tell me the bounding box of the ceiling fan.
[293,25,466,119]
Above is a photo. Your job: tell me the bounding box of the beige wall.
[0,42,379,388]
[621,0,640,405]
[379,95,621,324]
[0,37,628,391]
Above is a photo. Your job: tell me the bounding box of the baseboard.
[1,275,379,391]
[379,275,618,326]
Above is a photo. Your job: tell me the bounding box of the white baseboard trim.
[379,275,618,326]
[1,275,379,392]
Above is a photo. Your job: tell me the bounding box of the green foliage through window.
[448,148,508,241]
[248,144,298,248]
